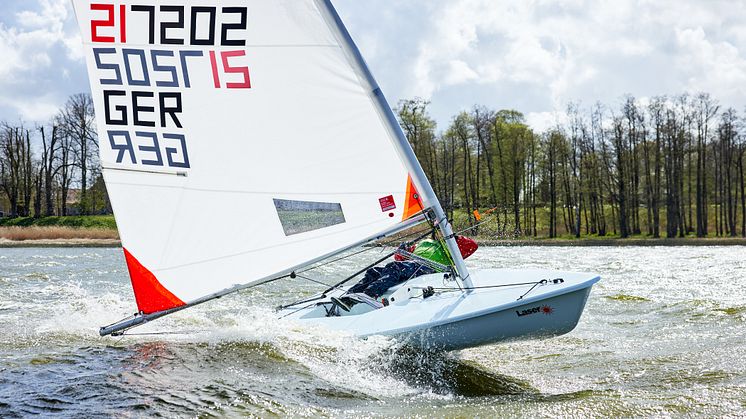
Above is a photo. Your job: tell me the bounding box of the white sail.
[72,0,435,314]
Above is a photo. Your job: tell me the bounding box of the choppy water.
[0,246,745,417]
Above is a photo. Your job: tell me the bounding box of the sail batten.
[104,183,414,195]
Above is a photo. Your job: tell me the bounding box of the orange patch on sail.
[123,248,185,315]
[402,175,424,220]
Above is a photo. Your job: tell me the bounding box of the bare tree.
[55,130,77,216]
[694,93,719,237]
[39,124,60,216]
[0,124,21,217]
[57,94,97,214]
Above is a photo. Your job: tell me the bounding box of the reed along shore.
[2,232,745,248]
[0,237,121,248]
[3,216,744,247]
[0,216,119,247]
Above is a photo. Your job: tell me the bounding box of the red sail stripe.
[123,248,185,314]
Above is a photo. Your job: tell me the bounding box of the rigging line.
[297,225,435,275]
[155,217,400,273]
[277,294,326,311]
[453,271,464,291]
[297,246,383,274]
[321,250,397,295]
[279,227,441,310]
[276,226,437,310]
[107,181,405,196]
[403,263,428,284]
[278,302,318,319]
[105,223,433,334]
[102,269,299,337]
[395,248,451,272]
[103,166,187,177]
[414,198,437,235]
[417,200,457,272]
[295,273,334,289]
[121,331,210,336]
[432,227,458,285]
[416,280,550,300]
[453,216,499,236]
[517,280,548,300]
[419,281,544,291]
[380,224,435,246]
[279,250,398,310]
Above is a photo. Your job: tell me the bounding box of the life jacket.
[394,235,478,264]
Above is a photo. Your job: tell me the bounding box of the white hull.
[280,268,599,351]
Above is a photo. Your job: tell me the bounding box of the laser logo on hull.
[516,305,554,317]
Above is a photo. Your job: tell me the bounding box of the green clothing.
[412,239,450,266]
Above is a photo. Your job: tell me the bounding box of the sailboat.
[73,0,599,351]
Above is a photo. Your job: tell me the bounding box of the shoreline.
[2,237,746,248]
[478,238,746,246]
[0,238,122,248]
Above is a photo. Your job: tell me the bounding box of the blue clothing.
[347,261,434,298]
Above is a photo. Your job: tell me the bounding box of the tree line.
[4,91,745,240]
[0,93,108,218]
[398,93,746,238]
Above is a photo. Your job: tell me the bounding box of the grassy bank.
[0,215,117,229]
[0,226,119,241]
[0,216,119,241]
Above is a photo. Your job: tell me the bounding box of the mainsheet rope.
[410,278,565,301]
[295,223,436,275]
[278,225,441,310]
[285,206,506,307]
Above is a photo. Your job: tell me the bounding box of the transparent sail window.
[274,199,347,236]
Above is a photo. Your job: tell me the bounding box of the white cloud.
[2,0,746,131]
[339,0,746,130]
[0,93,61,122]
[444,60,479,85]
[674,27,746,104]
[0,0,83,122]
[15,0,67,30]
[63,33,85,61]
[526,111,564,133]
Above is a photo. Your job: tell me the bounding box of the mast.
[315,0,473,288]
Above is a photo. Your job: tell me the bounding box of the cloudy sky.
[1,0,745,131]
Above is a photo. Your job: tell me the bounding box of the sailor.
[346,236,478,299]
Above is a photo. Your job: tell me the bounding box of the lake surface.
[0,246,744,417]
